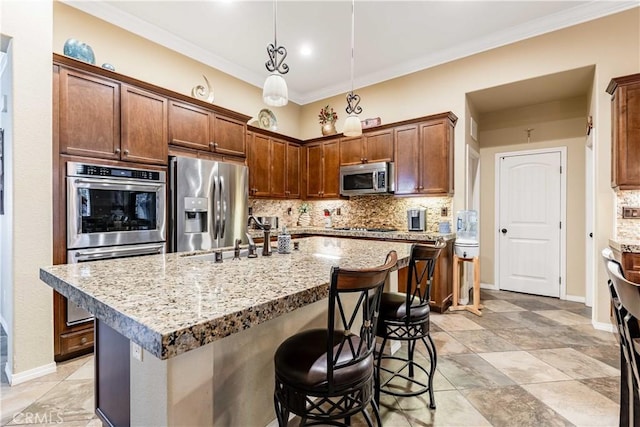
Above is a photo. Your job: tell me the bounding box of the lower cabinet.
[621,252,640,283]
[397,239,453,313]
[53,291,94,361]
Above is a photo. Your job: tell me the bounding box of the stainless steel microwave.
[339,162,395,196]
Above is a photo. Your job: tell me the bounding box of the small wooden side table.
[450,255,482,316]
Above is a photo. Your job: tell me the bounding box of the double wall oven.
[66,162,166,324]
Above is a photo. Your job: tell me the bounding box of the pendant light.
[343,0,362,137]
[263,0,289,107]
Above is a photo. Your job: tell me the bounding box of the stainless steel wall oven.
[65,162,167,325]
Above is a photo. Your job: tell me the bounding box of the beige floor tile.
[431,314,484,332]
[430,332,473,355]
[65,360,94,382]
[0,382,59,425]
[529,348,620,379]
[481,300,527,313]
[448,330,520,353]
[523,380,619,426]
[533,310,593,325]
[397,390,492,426]
[478,351,572,384]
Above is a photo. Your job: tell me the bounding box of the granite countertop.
[609,239,640,253]
[40,237,414,360]
[249,226,455,242]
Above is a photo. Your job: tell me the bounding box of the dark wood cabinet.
[394,113,456,196]
[306,138,340,198]
[339,129,393,166]
[59,68,120,160]
[397,239,453,313]
[248,129,300,199]
[607,74,640,190]
[621,252,640,284]
[286,143,301,198]
[169,101,246,158]
[121,85,168,165]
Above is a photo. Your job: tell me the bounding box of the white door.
[585,142,594,307]
[498,151,561,297]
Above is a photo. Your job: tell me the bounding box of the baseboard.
[565,295,586,303]
[592,320,615,333]
[480,282,497,290]
[7,362,56,386]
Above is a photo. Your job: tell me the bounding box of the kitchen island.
[40,236,414,426]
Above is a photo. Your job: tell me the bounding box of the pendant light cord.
[273,0,278,50]
[350,0,355,95]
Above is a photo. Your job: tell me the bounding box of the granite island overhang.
[40,236,415,426]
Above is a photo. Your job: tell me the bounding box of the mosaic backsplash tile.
[616,190,640,240]
[250,195,453,233]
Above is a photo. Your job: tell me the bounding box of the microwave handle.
[372,171,379,191]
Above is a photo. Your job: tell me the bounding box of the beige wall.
[1,0,54,381]
[478,102,586,298]
[53,2,302,138]
[46,5,640,330]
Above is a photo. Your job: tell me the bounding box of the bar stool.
[375,241,445,409]
[450,254,482,316]
[273,251,398,427]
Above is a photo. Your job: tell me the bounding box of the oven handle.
[72,178,164,192]
[72,244,164,262]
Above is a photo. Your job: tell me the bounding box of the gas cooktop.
[333,227,398,233]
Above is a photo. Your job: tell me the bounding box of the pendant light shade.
[343,0,362,137]
[263,0,289,107]
[343,114,362,137]
[263,73,288,107]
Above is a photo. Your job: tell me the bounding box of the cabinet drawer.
[60,327,94,355]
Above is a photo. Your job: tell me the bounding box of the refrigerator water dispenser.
[184,197,208,233]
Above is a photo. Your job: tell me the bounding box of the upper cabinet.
[394,113,457,196]
[247,128,301,199]
[120,85,168,165]
[58,67,121,160]
[168,100,246,158]
[339,129,394,166]
[608,74,640,190]
[306,138,340,199]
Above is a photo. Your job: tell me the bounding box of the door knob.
[501,228,508,234]
[589,232,593,238]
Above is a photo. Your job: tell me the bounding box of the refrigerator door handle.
[220,176,227,239]
[213,175,220,240]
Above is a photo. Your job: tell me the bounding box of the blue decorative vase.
[63,39,96,65]
[101,63,115,72]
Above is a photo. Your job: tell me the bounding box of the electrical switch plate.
[132,342,143,361]
[623,207,640,219]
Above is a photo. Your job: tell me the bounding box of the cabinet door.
[421,120,453,195]
[168,101,211,151]
[286,143,301,198]
[394,125,420,195]
[248,133,271,197]
[622,253,640,284]
[339,136,364,165]
[612,81,640,189]
[364,129,394,163]
[59,68,120,159]
[270,138,287,197]
[323,139,340,198]
[212,115,246,157]
[306,143,324,198]
[121,85,168,165]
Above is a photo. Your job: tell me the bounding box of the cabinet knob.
[209,142,215,148]
[115,148,121,154]
[123,149,129,156]
[81,337,87,344]
[419,186,424,190]
[361,158,364,162]
[364,158,368,163]
[214,143,219,147]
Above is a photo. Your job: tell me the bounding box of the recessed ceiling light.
[300,44,312,57]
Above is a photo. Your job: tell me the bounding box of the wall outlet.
[132,342,143,361]
[335,207,341,216]
[623,207,640,219]
[441,207,448,217]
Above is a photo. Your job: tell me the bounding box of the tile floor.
[0,289,621,426]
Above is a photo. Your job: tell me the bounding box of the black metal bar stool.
[604,251,640,427]
[273,251,398,427]
[375,241,445,409]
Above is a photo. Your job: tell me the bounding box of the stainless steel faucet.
[233,238,242,260]
[247,216,272,256]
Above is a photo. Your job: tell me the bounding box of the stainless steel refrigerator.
[169,156,248,252]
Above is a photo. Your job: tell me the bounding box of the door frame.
[585,134,595,307]
[494,147,567,298]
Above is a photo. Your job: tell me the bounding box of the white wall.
[1,0,55,383]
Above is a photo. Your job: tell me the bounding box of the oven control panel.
[68,163,164,182]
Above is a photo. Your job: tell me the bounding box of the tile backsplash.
[617,190,640,239]
[250,196,453,232]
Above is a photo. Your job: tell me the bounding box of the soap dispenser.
[277,226,291,254]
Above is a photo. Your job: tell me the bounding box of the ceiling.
[64,1,637,106]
